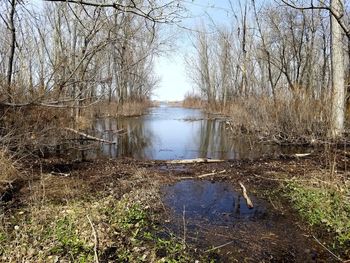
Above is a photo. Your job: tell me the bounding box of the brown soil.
[2,151,349,262]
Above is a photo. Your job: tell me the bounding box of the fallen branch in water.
[64,127,116,144]
[239,182,254,209]
[167,158,224,164]
[180,170,227,179]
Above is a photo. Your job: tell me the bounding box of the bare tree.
[0,0,17,103]
[330,0,345,137]
[280,0,347,137]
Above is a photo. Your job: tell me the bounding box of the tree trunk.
[7,0,16,103]
[330,0,345,138]
[240,2,248,97]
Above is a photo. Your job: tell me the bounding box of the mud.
[2,151,348,262]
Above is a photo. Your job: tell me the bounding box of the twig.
[205,240,235,253]
[50,171,70,177]
[87,215,99,263]
[239,182,254,209]
[312,235,342,262]
[180,170,227,180]
[268,196,278,210]
[182,205,186,246]
[253,174,309,182]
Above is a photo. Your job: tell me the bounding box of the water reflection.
[87,106,308,160]
[92,116,153,159]
[162,180,265,225]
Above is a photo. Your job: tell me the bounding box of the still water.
[163,180,265,225]
[88,105,297,160]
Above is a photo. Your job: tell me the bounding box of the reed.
[91,100,152,118]
[184,93,331,144]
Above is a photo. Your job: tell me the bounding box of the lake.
[84,104,304,160]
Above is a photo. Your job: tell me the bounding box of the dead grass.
[182,93,204,109]
[192,94,331,144]
[0,99,151,158]
[92,100,152,117]
[0,149,22,201]
[0,161,197,262]
[0,150,18,183]
[0,106,74,154]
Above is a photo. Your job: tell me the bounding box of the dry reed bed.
[183,94,332,144]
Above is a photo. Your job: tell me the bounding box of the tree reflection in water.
[88,106,311,160]
[93,116,154,159]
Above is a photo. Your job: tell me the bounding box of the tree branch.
[280,0,350,38]
[42,0,181,23]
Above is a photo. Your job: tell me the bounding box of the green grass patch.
[0,190,201,262]
[286,182,350,246]
[50,216,93,262]
[104,200,192,262]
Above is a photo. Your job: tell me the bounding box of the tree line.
[187,0,349,140]
[0,0,183,113]
[0,0,183,153]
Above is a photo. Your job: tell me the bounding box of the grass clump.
[0,189,196,262]
[50,216,93,261]
[286,181,350,246]
[104,195,192,262]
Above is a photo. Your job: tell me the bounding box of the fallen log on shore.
[166,158,225,164]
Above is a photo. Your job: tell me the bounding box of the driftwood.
[64,127,116,144]
[180,170,227,180]
[167,158,224,164]
[294,153,312,157]
[239,182,254,209]
[50,171,70,177]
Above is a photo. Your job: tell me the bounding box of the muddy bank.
[0,152,349,262]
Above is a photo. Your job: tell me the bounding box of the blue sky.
[154,0,235,101]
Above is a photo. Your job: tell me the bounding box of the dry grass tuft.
[92,100,152,118]
[190,94,331,144]
[0,149,22,209]
[75,116,92,130]
[227,96,328,134]
[182,93,204,109]
[0,150,18,183]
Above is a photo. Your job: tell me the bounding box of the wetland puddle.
[162,180,328,262]
[163,180,265,225]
